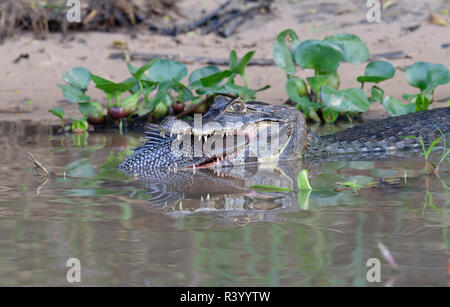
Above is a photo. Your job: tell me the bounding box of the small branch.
[28,152,65,177]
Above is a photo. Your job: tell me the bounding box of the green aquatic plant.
[273,30,374,123]
[48,106,64,128]
[384,62,450,116]
[273,29,450,121]
[51,50,268,131]
[405,129,449,175]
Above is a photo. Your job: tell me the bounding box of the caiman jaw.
[159,120,294,169]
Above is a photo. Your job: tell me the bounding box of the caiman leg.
[305,107,450,157]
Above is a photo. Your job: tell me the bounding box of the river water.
[0,122,448,286]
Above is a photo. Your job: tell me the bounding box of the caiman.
[118,96,449,222]
[119,95,450,174]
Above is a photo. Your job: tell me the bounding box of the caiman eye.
[229,99,247,113]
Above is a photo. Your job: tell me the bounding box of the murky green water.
[0,122,448,286]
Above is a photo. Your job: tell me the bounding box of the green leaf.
[90,74,135,96]
[286,77,320,113]
[189,66,221,85]
[321,86,370,113]
[121,91,141,113]
[57,84,90,103]
[286,76,308,97]
[297,169,312,190]
[425,136,442,159]
[189,66,222,94]
[322,108,339,123]
[219,81,257,101]
[357,61,395,84]
[62,67,91,90]
[148,59,188,82]
[78,101,104,118]
[414,94,431,111]
[295,40,344,73]
[200,70,233,87]
[272,29,301,74]
[307,75,328,95]
[233,51,256,76]
[382,96,416,116]
[250,185,294,192]
[307,72,340,93]
[369,85,384,103]
[405,62,450,92]
[134,59,158,81]
[146,81,171,110]
[324,33,369,64]
[229,50,238,71]
[71,119,89,133]
[49,106,64,119]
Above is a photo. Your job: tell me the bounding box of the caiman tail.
[306,107,450,158]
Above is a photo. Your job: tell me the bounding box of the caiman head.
[119,96,308,173]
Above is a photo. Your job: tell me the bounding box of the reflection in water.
[0,122,448,286]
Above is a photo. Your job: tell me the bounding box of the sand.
[0,0,449,124]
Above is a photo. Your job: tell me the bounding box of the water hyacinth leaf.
[321,86,370,113]
[148,59,188,82]
[233,51,256,76]
[229,50,238,71]
[297,169,312,190]
[62,67,91,91]
[65,158,96,178]
[90,74,135,96]
[294,97,321,120]
[322,108,339,123]
[382,96,416,116]
[273,29,301,74]
[127,62,138,75]
[357,61,395,84]
[71,119,88,133]
[78,101,104,118]
[286,76,308,98]
[220,80,257,101]
[133,59,157,81]
[405,62,450,92]
[146,81,171,110]
[286,78,320,114]
[200,70,233,87]
[121,91,141,113]
[369,85,384,102]
[324,33,369,64]
[189,66,222,85]
[414,94,431,111]
[295,40,344,73]
[307,72,340,94]
[49,106,64,119]
[57,84,90,103]
[306,75,327,95]
[189,66,222,94]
